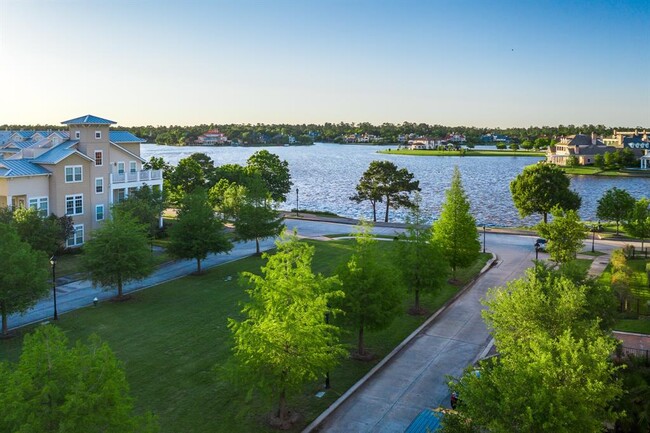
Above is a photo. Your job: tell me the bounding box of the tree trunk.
[197,258,202,274]
[415,289,420,311]
[358,324,365,356]
[384,197,391,223]
[543,212,548,224]
[117,276,123,298]
[255,237,260,254]
[371,202,377,222]
[616,221,620,235]
[277,388,287,422]
[1,301,7,336]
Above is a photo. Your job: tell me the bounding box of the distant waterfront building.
[602,129,649,148]
[546,133,616,166]
[195,129,228,145]
[445,132,466,143]
[0,115,163,247]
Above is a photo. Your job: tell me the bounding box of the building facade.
[0,115,163,247]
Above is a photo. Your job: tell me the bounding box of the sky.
[0,0,648,128]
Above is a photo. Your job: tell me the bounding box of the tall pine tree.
[432,167,480,278]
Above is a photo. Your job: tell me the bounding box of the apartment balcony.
[110,169,163,186]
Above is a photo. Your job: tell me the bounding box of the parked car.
[535,238,547,251]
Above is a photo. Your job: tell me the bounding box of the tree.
[445,267,622,433]
[0,223,49,336]
[167,188,233,273]
[596,187,636,235]
[232,181,285,254]
[0,325,158,433]
[143,156,171,172]
[11,208,71,255]
[337,222,403,358]
[228,233,346,428]
[594,153,605,168]
[610,249,634,311]
[624,198,650,250]
[165,156,207,205]
[350,160,420,222]
[394,194,448,313]
[246,150,292,202]
[432,167,480,277]
[81,211,155,299]
[114,185,165,243]
[536,206,585,264]
[510,162,581,223]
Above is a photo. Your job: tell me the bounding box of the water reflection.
[143,143,649,227]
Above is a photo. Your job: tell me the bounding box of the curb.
[302,253,498,433]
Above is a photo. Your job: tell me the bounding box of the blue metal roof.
[32,140,80,164]
[0,159,51,177]
[14,131,35,138]
[61,115,116,125]
[109,130,145,143]
[7,140,37,149]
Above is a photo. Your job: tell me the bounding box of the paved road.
[309,235,623,433]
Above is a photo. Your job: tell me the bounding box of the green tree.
[350,160,420,222]
[510,162,581,223]
[0,325,158,433]
[114,185,165,243]
[594,153,605,168]
[337,222,403,358]
[143,156,171,172]
[167,188,233,273]
[11,207,70,255]
[0,223,49,336]
[536,206,585,264]
[445,267,622,433]
[165,156,207,205]
[432,167,480,277]
[81,212,155,299]
[246,150,292,202]
[395,194,448,313]
[232,182,285,254]
[624,198,650,250]
[596,187,636,235]
[228,232,346,428]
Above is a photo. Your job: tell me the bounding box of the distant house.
[195,129,228,146]
[481,133,511,143]
[407,137,446,150]
[641,150,650,170]
[546,133,616,165]
[445,132,466,143]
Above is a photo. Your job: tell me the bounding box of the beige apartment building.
[0,115,162,247]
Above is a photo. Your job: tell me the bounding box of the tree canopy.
[167,188,233,273]
[0,223,49,336]
[510,163,581,223]
[432,167,480,277]
[228,232,345,428]
[350,160,420,222]
[624,198,650,250]
[596,187,636,235]
[246,150,292,203]
[0,325,158,433]
[536,206,585,264]
[81,211,155,298]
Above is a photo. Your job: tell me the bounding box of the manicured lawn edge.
[378,150,545,157]
[303,253,497,433]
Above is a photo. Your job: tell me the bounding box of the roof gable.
[61,114,116,125]
[109,130,145,143]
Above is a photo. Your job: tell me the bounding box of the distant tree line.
[4,122,647,146]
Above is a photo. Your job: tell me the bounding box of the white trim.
[95,177,104,194]
[95,130,102,139]
[75,130,80,139]
[64,165,83,183]
[129,160,137,173]
[28,196,48,217]
[65,193,83,216]
[94,150,103,166]
[66,224,84,247]
[117,161,125,174]
[96,204,105,221]
[109,142,146,162]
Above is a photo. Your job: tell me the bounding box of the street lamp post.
[591,225,596,253]
[296,188,299,217]
[50,256,58,320]
[483,225,486,253]
[534,242,540,261]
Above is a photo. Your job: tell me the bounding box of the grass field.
[378,149,545,157]
[0,240,490,433]
[560,166,650,177]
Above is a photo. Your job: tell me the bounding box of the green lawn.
[602,257,650,333]
[379,149,545,157]
[0,240,490,433]
[54,248,172,279]
[560,166,650,177]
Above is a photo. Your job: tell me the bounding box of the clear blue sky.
[1,0,648,127]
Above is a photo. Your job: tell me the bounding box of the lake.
[142,143,649,227]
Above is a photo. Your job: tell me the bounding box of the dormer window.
[95,131,102,139]
[75,131,80,139]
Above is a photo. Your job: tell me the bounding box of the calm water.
[142,143,649,227]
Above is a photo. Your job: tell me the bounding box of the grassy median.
[0,240,490,433]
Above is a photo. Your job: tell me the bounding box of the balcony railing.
[111,169,163,185]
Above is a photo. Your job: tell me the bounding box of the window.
[95,150,103,166]
[96,205,104,221]
[117,162,125,175]
[65,165,82,183]
[129,161,137,173]
[95,130,101,139]
[95,177,104,194]
[66,224,84,247]
[28,197,48,217]
[75,131,80,139]
[116,189,126,203]
[65,194,83,215]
